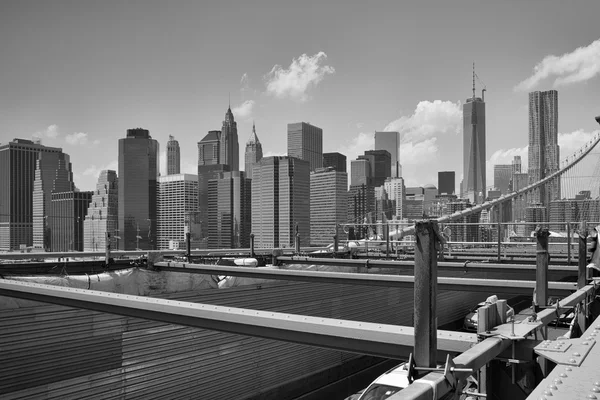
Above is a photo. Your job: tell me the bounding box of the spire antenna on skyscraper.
[472,62,476,99]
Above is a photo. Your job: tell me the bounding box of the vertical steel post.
[567,222,572,265]
[294,223,300,255]
[334,224,339,253]
[385,224,390,258]
[186,232,191,260]
[250,233,255,257]
[535,226,550,310]
[414,220,438,370]
[578,222,588,289]
[105,231,111,267]
[578,223,589,331]
[497,221,502,263]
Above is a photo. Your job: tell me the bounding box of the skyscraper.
[323,152,347,172]
[361,150,391,187]
[384,177,405,219]
[157,174,199,250]
[198,130,229,245]
[207,171,251,249]
[166,135,180,175]
[83,170,118,252]
[528,90,560,207]
[375,131,400,177]
[244,122,263,178]
[310,167,348,246]
[493,164,513,195]
[118,128,159,250]
[252,156,310,248]
[438,171,455,195]
[0,139,70,251]
[287,122,323,171]
[32,151,74,250]
[220,106,239,171]
[463,67,486,204]
[512,155,522,173]
[50,191,93,252]
[350,158,370,186]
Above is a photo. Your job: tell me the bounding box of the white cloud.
[400,138,438,165]
[558,129,600,158]
[384,100,462,143]
[240,73,249,85]
[65,132,90,146]
[75,160,118,191]
[232,100,255,119]
[355,122,365,129]
[265,51,335,102]
[338,131,374,172]
[515,37,600,91]
[33,124,59,140]
[263,151,287,158]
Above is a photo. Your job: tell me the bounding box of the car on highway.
[346,363,479,400]
[463,295,502,332]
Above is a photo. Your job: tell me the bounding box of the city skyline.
[1,1,600,193]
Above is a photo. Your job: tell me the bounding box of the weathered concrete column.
[105,231,111,267]
[250,233,255,257]
[414,220,439,370]
[535,226,550,310]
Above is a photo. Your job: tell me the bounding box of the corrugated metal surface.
[0,278,489,400]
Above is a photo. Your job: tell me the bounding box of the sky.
[1,0,600,192]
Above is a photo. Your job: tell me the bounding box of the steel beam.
[156,262,577,296]
[0,279,476,359]
[276,256,577,275]
[535,283,597,326]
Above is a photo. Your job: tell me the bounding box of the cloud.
[384,100,462,143]
[355,122,365,129]
[338,131,374,171]
[400,138,438,165]
[515,37,600,91]
[232,100,255,119]
[265,51,335,102]
[263,151,287,158]
[75,160,118,191]
[558,129,600,158]
[33,124,59,140]
[65,132,90,146]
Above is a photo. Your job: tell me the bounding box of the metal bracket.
[534,337,596,366]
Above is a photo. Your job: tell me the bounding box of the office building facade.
[167,135,181,175]
[375,131,400,177]
[157,174,199,250]
[50,191,93,252]
[512,156,522,173]
[361,150,391,187]
[252,156,310,248]
[83,170,118,252]
[244,122,263,179]
[118,128,159,250]
[350,158,370,186]
[207,171,251,249]
[438,171,455,195]
[310,168,348,246]
[32,151,75,250]
[494,164,513,195]
[347,184,375,238]
[383,177,405,219]
[198,131,221,166]
[323,152,347,173]
[0,139,69,250]
[528,90,560,207]
[287,122,323,171]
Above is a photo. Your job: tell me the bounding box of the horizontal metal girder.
[0,279,476,359]
[276,256,577,274]
[155,262,577,296]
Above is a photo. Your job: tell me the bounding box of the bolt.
[573,352,581,357]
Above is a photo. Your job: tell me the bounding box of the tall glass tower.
[528,90,559,207]
[463,66,486,204]
[287,122,323,171]
[118,128,159,250]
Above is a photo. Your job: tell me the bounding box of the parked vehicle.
[463,295,500,332]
